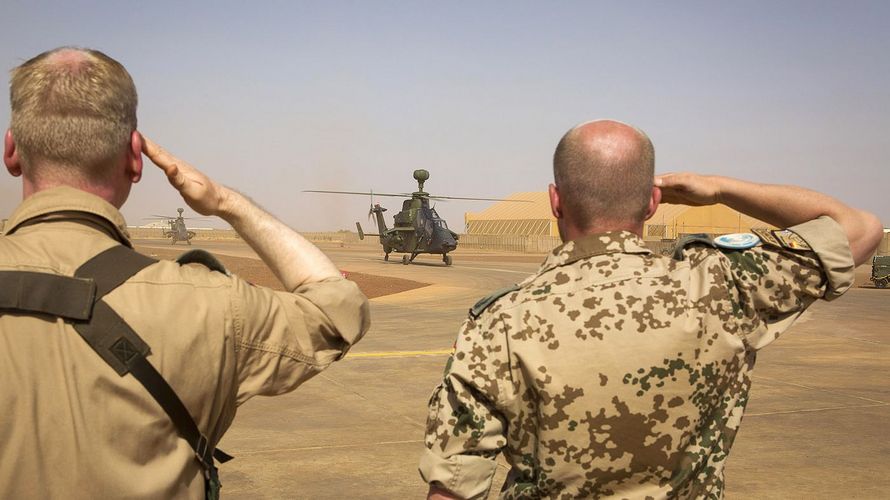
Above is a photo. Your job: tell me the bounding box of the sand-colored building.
[645,203,771,240]
[465,192,558,237]
[465,193,770,240]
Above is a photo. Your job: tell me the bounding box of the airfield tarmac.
[134,238,890,499]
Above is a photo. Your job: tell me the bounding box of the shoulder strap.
[177,249,228,274]
[0,271,95,320]
[76,245,156,295]
[72,246,232,488]
[71,246,157,375]
[672,233,717,260]
[0,237,231,496]
[469,284,519,319]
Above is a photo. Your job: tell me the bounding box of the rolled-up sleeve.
[420,317,508,499]
[788,216,855,298]
[232,276,370,405]
[728,216,854,350]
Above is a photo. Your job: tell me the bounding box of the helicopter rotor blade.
[303,189,530,202]
[424,195,534,202]
[303,190,408,198]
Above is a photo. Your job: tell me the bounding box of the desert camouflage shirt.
[420,216,853,499]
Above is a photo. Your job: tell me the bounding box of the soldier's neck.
[23,176,126,209]
[561,218,644,242]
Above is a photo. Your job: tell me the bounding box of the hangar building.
[465,192,771,240]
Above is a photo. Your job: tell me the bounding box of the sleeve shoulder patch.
[772,229,812,251]
[751,227,812,251]
[469,284,519,319]
[751,227,782,248]
[176,249,229,274]
[713,233,761,250]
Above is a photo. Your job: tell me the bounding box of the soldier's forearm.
[217,188,341,290]
[716,177,883,266]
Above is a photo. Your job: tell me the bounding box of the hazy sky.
[2,1,888,231]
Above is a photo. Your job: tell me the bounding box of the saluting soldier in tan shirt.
[420,120,883,499]
[0,47,369,498]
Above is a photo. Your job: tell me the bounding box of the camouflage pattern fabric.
[420,216,853,499]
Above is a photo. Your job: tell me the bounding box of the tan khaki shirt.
[421,217,853,499]
[0,187,370,499]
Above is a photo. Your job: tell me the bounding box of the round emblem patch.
[714,233,760,250]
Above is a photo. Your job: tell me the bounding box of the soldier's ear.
[644,185,661,221]
[126,130,143,183]
[549,183,563,219]
[4,129,23,177]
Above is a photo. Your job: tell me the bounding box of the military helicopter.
[143,208,206,245]
[305,169,527,266]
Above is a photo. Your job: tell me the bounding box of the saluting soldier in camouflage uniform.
[420,120,883,499]
[0,47,369,498]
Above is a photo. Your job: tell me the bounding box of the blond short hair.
[9,47,137,180]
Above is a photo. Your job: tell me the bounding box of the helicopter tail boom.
[355,222,380,240]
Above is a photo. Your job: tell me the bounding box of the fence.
[299,231,680,255]
[13,226,724,257]
[26,224,890,258]
[456,233,561,253]
[126,227,242,240]
[299,231,378,247]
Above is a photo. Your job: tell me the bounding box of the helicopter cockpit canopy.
[430,208,448,229]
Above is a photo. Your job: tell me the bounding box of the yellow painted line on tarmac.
[346,349,452,359]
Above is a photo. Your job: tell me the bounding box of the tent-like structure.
[646,203,771,240]
[465,193,771,240]
[465,192,558,237]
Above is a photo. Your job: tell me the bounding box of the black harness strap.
[72,246,233,477]
[0,271,95,320]
[71,246,156,375]
[75,245,156,296]
[0,244,231,497]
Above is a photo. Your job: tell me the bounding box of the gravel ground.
[134,246,429,299]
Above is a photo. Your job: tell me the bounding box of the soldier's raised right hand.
[654,172,723,206]
[141,134,231,217]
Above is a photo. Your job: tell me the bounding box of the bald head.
[552,120,655,232]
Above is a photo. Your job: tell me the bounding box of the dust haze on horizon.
[1,2,888,233]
